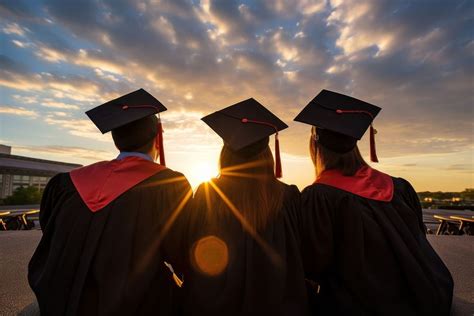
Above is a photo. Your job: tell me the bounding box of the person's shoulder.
[141,167,191,191]
[48,172,74,190]
[40,172,76,201]
[301,182,335,196]
[278,181,300,199]
[194,177,223,198]
[391,176,415,194]
[147,167,188,182]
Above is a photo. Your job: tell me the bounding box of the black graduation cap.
[294,89,381,162]
[202,98,288,177]
[86,88,168,165]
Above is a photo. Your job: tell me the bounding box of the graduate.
[28,89,192,315]
[178,98,308,316]
[294,89,453,315]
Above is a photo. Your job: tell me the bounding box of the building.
[0,145,82,199]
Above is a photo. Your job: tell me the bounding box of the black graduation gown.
[28,168,192,316]
[178,179,308,316]
[300,176,454,316]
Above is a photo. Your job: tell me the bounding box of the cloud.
[264,0,326,17]
[12,94,38,104]
[152,16,178,45]
[0,105,37,117]
[32,43,126,75]
[0,0,38,20]
[35,45,67,62]
[41,99,80,110]
[49,111,69,117]
[0,55,116,103]
[13,145,112,162]
[2,22,28,36]
[94,68,119,82]
[11,39,31,48]
[444,164,471,171]
[0,0,472,190]
[43,116,109,140]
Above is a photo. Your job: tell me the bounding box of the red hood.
[315,166,393,202]
[70,157,166,212]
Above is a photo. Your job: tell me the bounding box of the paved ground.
[0,230,40,315]
[429,236,474,315]
[0,231,472,315]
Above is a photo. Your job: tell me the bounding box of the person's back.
[294,89,453,315]
[30,168,190,315]
[28,89,192,315]
[183,177,306,316]
[301,171,453,315]
[178,98,308,316]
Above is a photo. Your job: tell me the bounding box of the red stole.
[70,157,166,212]
[315,166,393,202]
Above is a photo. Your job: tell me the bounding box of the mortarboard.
[202,98,288,178]
[86,88,168,165]
[294,89,381,162]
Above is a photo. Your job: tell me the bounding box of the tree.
[3,186,43,205]
[460,189,474,201]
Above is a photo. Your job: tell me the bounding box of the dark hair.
[112,116,157,153]
[113,135,155,154]
[309,134,368,176]
[122,137,155,154]
[211,142,285,230]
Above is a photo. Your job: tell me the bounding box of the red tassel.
[275,133,282,178]
[370,125,378,163]
[157,119,166,166]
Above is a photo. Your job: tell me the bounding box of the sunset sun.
[188,161,218,188]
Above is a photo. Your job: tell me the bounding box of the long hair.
[212,142,285,231]
[309,130,368,177]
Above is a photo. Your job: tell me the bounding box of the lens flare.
[193,235,229,276]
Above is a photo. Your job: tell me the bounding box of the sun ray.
[135,187,193,276]
[156,188,193,248]
[140,175,189,188]
[204,181,212,217]
[208,180,282,267]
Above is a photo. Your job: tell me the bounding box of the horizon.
[0,0,473,191]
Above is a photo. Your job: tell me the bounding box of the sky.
[0,0,472,191]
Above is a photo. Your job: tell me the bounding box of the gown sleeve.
[159,173,194,274]
[38,173,62,230]
[397,178,426,234]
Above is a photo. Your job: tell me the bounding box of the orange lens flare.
[192,235,229,276]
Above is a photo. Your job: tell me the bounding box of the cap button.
[336,109,343,114]
[241,118,248,123]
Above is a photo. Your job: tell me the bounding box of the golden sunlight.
[187,161,218,188]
